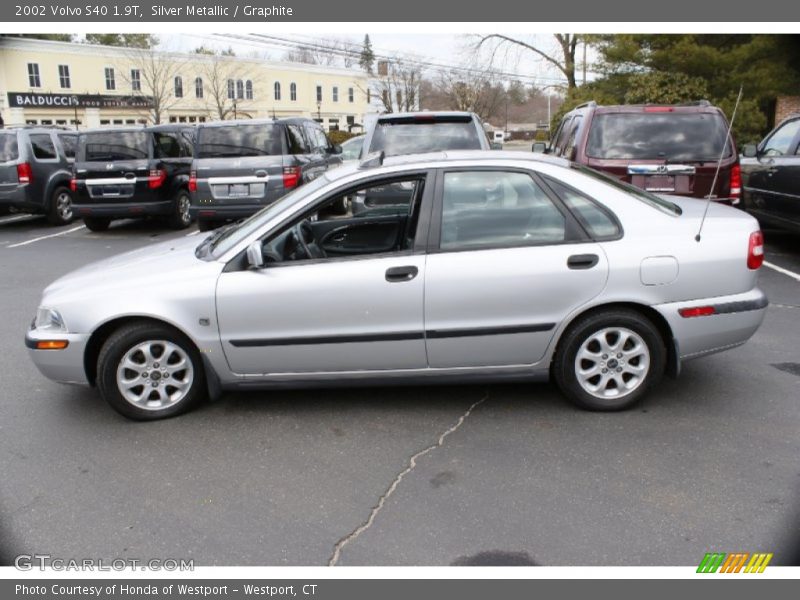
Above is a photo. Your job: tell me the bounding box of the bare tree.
[477,34,582,90]
[434,67,505,121]
[198,53,261,121]
[364,57,421,113]
[118,47,186,124]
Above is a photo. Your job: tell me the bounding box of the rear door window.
[30,134,57,160]
[83,131,150,161]
[197,124,282,158]
[58,134,78,159]
[286,124,309,154]
[586,112,733,161]
[440,171,567,250]
[0,133,19,162]
[369,118,483,156]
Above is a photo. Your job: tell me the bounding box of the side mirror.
[532,142,547,154]
[246,241,265,269]
[489,142,503,150]
[742,144,758,158]
[330,144,343,155]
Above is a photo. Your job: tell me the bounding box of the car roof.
[375,111,479,121]
[197,117,315,129]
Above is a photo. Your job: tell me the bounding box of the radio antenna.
[695,85,743,242]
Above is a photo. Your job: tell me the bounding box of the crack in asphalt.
[327,392,489,566]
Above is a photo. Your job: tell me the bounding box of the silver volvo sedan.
[26,152,768,420]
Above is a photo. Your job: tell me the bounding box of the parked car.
[189,118,343,231]
[360,111,492,159]
[536,101,742,204]
[0,127,78,225]
[71,125,196,231]
[741,113,800,233]
[26,151,767,420]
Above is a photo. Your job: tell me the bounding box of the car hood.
[42,234,214,302]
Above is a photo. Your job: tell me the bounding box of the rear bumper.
[653,288,768,361]
[73,200,174,219]
[25,330,90,385]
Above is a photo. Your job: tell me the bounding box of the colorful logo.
[697,552,773,573]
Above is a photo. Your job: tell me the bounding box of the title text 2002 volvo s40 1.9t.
[26,152,768,420]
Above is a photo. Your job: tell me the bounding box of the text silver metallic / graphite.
[151,4,294,17]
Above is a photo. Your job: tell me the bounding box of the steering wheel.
[291,221,314,260]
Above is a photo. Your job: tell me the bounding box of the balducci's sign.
[7,93,153,109]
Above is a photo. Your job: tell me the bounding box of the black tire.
[552,308,666,411]
[197,218,217,232]
[97,322,206,421]
[167,190,193,230]
[46,186,74,226]
[83,217,111,232]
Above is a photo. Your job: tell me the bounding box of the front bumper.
[654,287,768,360]
[25,330,91,385]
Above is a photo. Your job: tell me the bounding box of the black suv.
[741,113,800,233]
[72,125,195,231]
[537,101,741,204]
[0,127,78,225]
[190,118,342,231]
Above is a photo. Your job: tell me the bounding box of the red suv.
[536,101,741,204]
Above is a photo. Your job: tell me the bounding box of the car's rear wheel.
[552,309,666,411]
[47,186,74,226]
[97,322,206,420]
[83,217,111,232]
[167,190,192,230]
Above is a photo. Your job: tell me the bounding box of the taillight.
[747,230,764,270]
[729,163,742,200]
[17,162,32,185]
[69,178,77,192]
[188,170,197,193]
[148,168,167,190]
[283,166,301,189]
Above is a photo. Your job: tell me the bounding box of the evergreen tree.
[359,34,375,75]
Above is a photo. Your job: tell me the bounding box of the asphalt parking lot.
[1,212,799,567]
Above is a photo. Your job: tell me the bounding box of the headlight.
[33,307,67,332]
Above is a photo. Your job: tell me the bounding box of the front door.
[216,172,432,375]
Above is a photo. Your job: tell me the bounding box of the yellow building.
[0,37,370,132]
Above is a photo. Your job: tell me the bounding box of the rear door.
[77,130,152,203]
[194,123,286,208]
[424,168,609,368]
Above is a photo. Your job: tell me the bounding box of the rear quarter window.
[544,176,621,239]
[58,134,78,159]
[0,133,19,162]
[30,134,57,160]
[197,124,282,158]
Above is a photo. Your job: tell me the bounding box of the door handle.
[254,170,267,178]
[385,266,419,282]
[567,254,599,270]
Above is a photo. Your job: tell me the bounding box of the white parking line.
[185,229,202,236]
[764,261,800,283]
[0,214,39,225]
[7,225,86,248]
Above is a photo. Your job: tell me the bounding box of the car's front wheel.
[552,309,666,411]
[97,322,206,420]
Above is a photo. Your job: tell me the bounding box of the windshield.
[83,131,150,161]
[205,173,335,258]
[0,133,19,162]
[369,120,482,156]
[573,165,682,216]
[341,136,364,160]
[586,112,733,161]
[197,124,282,158]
